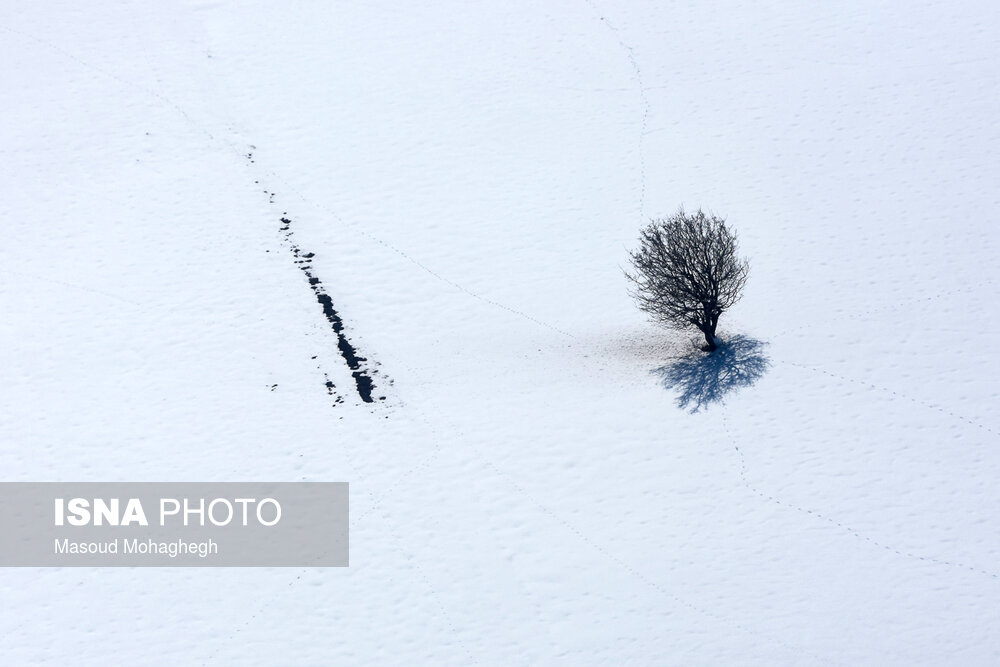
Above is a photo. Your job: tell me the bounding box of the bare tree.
[626,208,749,352]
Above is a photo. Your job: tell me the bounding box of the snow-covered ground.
[2,1,999,664]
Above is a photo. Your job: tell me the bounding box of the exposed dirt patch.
[280,214,381,404]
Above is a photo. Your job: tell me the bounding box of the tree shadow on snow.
[653,335,770,413]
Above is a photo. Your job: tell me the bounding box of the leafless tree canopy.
[626,208,749,352]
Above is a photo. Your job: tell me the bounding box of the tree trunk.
[700,304,720,352]
[702,327,718,352]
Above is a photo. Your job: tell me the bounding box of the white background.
[2,1,999,664]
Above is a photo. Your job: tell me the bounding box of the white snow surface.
[2,1,1000,664]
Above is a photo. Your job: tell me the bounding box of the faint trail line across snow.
[0,26,212,142]
[582,0,649,223]
[722,413,1000,580]
[383,518,482,666]
[354,436,443,524]
[0,269,143,308]
[258,171,577,339]
[851,277,998,321]
[781,359,999,439]
[302,400,825,662]
[211,411,479,665]
[216,527,480,665]
[0,24,576,343]
[769,278,999,343]
[4,27,554,660]
[477,459,828,664]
